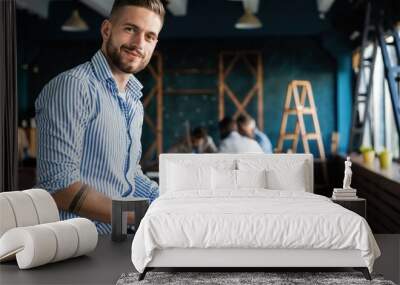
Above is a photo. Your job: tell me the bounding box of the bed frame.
[139,154,371,280]
[140,248,370,280]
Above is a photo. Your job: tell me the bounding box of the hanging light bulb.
[61,10,89,32]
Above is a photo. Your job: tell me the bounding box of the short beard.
[105,38,148,74]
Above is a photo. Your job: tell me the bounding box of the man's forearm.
[52,182,134,224]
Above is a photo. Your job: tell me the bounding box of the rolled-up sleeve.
[35,74,90,194]
[134,165,159,203]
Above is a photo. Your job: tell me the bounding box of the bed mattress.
[131,190,380,273]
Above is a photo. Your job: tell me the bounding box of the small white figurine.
[342,156,353,189]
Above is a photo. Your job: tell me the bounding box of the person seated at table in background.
[168,126,217,153]
[237,114,273,154]
[218,116,263,153]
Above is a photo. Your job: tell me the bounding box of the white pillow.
[236,169,267,189]
[167,163,211,191]
[211,168,237,191]
[237,159,308,192]
[266,168,306,191]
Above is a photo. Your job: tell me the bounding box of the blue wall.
[139,38,336,156]
[322,33,353,153]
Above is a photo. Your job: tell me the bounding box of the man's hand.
[52,182,134,224]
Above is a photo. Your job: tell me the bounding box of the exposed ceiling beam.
[316,0,335,18]
[16,0,50,18]
[16,0,188,20]
[80,0,114,17]
[227,0,260,14]
[81,0,189,18]
[167,0,188,16]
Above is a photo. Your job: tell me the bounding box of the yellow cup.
[379,151,392,169]
[362,150,375,165]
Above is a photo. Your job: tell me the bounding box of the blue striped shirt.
[35,50,159,234]
[254,128,273,154]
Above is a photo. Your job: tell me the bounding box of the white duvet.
[131,190,380,273]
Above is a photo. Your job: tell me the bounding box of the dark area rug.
[116,271,396,285]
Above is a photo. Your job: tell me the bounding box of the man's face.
[192,137,205,148]
[102,6,162,74]
[238,122,255,138]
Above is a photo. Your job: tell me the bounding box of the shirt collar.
[91,50,143,100]
[230,131,240,138]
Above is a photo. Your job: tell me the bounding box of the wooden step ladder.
[277,80,328,186]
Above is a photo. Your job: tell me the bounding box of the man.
[218,116,263,153]
[168,126,217,153]
[35,0,165,234]
[237,114,273,153]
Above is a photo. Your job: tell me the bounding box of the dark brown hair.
[237,114,252,127]
[219,116,237,140]
[191,127,208,140]
[110,0,168,24]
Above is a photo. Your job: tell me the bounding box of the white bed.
[131,154,380,280]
